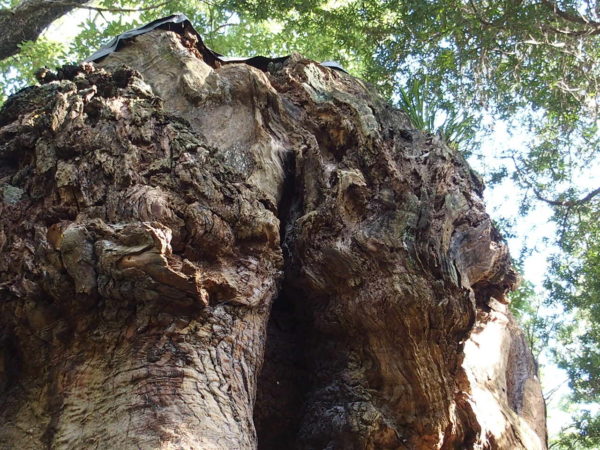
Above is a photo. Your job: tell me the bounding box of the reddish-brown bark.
[0,30,546,449]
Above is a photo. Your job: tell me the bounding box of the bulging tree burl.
[0,24,546,449]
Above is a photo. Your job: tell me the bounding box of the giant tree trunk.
[0,29,546,449]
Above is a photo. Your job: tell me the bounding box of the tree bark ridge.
[0,29,546,449]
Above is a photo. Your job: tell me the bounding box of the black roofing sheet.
[85,13,346,73]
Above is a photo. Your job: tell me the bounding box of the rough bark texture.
[0,30,546,449]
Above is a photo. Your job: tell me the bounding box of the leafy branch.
[511,155,600,207]
[540,0,600,28]
[40,0,176,14]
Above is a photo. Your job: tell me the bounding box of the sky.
[473,119,588,435]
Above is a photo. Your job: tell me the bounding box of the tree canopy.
[0,0,598,446]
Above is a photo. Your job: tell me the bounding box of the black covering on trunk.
[85,13,346,73]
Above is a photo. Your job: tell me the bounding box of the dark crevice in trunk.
[255,148,310,449]
[254,285,310,449]
[277,148,300,260]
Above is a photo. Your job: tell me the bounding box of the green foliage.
[551,410,600,449]
[509,279,556,360]
[547,205,600,393]
[397,77,476,152]
[0,0,20,8]
[541,196,600,446]
[0,38,67,102]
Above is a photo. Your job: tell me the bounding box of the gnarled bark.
[0,29,546,449]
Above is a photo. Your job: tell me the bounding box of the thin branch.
[543,378,569,401]
[208,22,238,35]
[466,0,512,29]
[523,37,566,48]
[540,0,600,27]
[534,186,600,207]
[511,155,600,207]
[548,439,562,449]
[467,0,600,37]
[43,0,175,14]
[542,23,600,37]
[467,0,495,27]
